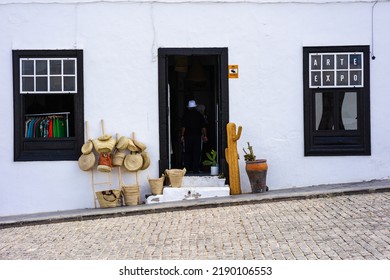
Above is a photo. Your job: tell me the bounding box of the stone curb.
[1,179,390,229]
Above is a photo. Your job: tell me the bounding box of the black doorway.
[158,48,229,178]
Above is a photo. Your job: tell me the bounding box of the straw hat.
[140,151,150,170]
[93,137,116,153]
[124,153,143,172]
[78,152,96,171]
[127,139,140,152]
[116,136,129,151]
[81,140,93,155]
[133,139,147,152]
[98,134,112,141]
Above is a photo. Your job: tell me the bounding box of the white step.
[145,176,230,204]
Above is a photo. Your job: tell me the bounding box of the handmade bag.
[121,184,140,206]
[148,175,165,195]
[165,168,186,188]
[112,151,126,166]
[97,153,113,172]
[95,189,122,208]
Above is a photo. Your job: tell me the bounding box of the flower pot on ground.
[202,149,219,175]
[243,142,268,193]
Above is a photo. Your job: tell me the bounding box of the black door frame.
[158,47,229,178]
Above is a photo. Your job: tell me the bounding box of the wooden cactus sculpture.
[225,122,242,195]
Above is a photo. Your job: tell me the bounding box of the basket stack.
[148,175,165,195]
[122,184,140,206]
[165,168,186,188]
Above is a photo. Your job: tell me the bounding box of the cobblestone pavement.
[0,192,389,260]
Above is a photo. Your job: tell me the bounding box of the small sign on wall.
[228,65,239,78]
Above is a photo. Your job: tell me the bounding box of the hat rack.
[89,119,115,208]
[83,119,147,208]
[119,131,141,205]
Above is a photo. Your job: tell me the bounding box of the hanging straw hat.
[140,151,150,170]
[98,134,112,141]
[78,152,96,171]
[133,139,147,152]
[127,139,140,152]
[116,136,129,151]
[97,153,113,172]
[81,140,93,155]
[124,153,143,172]
[93,137,116,153]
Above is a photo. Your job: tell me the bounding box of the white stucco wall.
[1,0,389,216]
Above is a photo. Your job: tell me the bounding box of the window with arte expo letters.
[303,46,370,156]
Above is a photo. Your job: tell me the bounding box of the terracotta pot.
[245,159,268,193]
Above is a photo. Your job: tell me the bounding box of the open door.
[158,48,229,179]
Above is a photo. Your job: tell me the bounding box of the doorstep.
[146,186,230,204]
[146,175,230,204]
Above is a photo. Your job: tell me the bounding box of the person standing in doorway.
[181,100,208,173]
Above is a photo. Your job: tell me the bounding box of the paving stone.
[0,192,389,260]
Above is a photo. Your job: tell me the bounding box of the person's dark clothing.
[182,108,206,172]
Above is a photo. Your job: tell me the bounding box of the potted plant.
[202,149,219,175]
[243,142,268,193]
[217,173,226,187]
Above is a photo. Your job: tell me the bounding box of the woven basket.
[112,151,126,166]
[122,184,140,206]
[96,189,122,208]
[165,168,186,188]
[148,175,165,195]
[97,153,113,172]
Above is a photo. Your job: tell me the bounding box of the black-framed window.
[13,50,84,161]
[303,46,370,156]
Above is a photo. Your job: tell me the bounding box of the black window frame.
[303,45,371,156]
[13,49,84,161]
